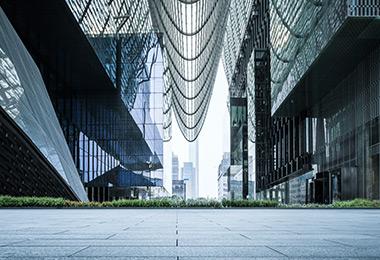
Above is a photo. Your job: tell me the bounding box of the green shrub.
[332,199,380,208]
[185,198,222,208]
[222,199,278,208]
[278,203,332,208]
[0,196,65,207]
[278,199,380,208]
[110,198,177,208]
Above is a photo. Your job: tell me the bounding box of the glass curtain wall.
[264,0,380,202]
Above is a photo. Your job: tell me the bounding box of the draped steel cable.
[149,0,231,141]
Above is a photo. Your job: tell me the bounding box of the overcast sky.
[164,61,230,198]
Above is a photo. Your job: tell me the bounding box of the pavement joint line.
[265,245,289,258]
[68,245,91,257]
[176,210,179,258]
[105,233,117,240]
[359,233,380,238]
[75,225,90,228]
[324,238,352,247]
[239,233,252,240]
[263,225,274,229]
[53,230,69,235]
[2,239,30,246]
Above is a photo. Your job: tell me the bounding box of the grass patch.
[0,196,379,208]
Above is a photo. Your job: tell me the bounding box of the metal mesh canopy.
[270,0,327,111]
[65,0,157,111]
[149,0,231,141]
[222,0,254,88]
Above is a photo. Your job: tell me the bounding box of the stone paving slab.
[1,209,380,259]
[0,246,86,257]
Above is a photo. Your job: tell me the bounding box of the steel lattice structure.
[149,0,231,141]
[222,0,254,89]
[66,0,159,111]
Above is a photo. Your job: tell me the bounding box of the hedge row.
[0,196,379,208]
[332,198,380,208]
[0,196,278,208]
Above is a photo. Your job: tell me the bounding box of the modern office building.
[0,0,231,201]
[171,153,185,198]
[172,153,180,181]
[189,140,199,198]
[0,0,167,201]
[224,0,380,203]
[223,0,268,200]
[218,153,230,200]
[266,0,380,203]
[182,162,196,199]
[172,179,186,199]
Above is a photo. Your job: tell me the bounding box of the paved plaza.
[0,209,380,259]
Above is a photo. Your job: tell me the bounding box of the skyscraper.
[188,140,199,198]
[223,0,380,203]
[172,153,179,181]
[182,162,196,199]
[218,153,230,199]
[171,153,185,198]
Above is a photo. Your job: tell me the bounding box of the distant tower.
[188,139,199,198]
[172,153,179,180]
[171,153,185,198]
[182,162,196,199]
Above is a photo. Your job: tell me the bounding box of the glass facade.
[247,51,256,199]
[270,0,380,114]
[223,0,380,203]
[62,0,167,200]
[223,0,254,86]
[129,44,164,190]
[48,35,165,200]
[229,97,251,199]
[65,0,157,112]
[0,0,167,201]
[223,0,269,199]
[218,153,230,200]
[259,0,380,202]
[309,46,380,201]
